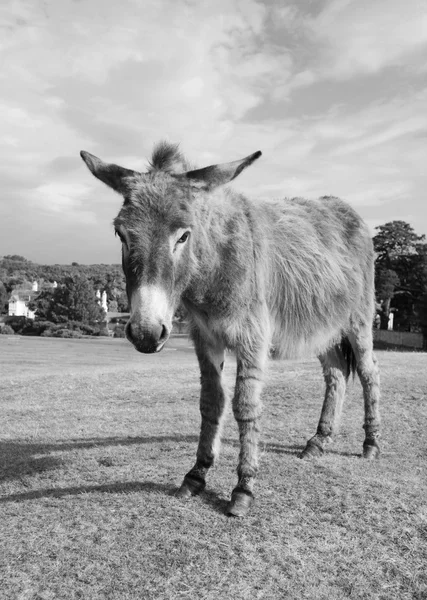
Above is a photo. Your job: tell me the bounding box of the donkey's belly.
[271,319,345,360]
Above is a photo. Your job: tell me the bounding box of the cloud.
[303,0,427,80]
[1,0,427,263]
[30,182,97,224]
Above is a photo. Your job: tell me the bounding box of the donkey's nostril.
[159,324,168,344]
[125,322,136,344]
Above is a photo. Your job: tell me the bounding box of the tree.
[54,275,106,324]
[32,275,105,325]
[374,221,427,330]
[374,269,399,329]
[374,221,425,264]
[29,289,55,321]
[0,282,8,314]
[2,255,29,262]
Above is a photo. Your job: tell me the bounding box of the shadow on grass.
[0,478,233,514]
[0,436,195,481]
[0,436,358,506]
[0,480,175,504]
[0,435,304,481]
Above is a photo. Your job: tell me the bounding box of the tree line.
[1,219,427,338]
[0,257,128,338]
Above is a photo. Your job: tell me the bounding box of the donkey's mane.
[148,141,189,174]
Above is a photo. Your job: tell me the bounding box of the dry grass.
[1,336,426,600]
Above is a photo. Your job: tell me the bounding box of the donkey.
[80,142,380,517]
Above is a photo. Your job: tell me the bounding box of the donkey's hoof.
[225,488,254,517]
[300,441,324,460]
[175,476,206,499]
[363,440,380,460]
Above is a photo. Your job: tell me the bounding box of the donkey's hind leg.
[300,345,348,459]
[176,330,228,499]
[348,323,381,459]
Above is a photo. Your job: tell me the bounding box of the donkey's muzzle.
[126,321,169,353]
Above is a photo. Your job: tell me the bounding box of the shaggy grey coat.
[81,142,380,517]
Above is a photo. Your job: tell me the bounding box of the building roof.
[9,290,39,303]
[9,281,56,304]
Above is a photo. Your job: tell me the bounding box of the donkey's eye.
[177,232,190,244]
[115,230,126,244]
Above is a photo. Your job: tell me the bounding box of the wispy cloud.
[30,182,96,224]
[288,0,427,81]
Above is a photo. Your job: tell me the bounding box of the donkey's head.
[80,142,261,353]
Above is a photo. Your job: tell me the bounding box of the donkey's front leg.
[226,347,267,517]
[176,333,227,499]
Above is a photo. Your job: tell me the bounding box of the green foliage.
[5,316,32,334]
[34,275,106,325]
[2,254,29,262]
[0,281,8,314]
[5,316,53,336]
[415,293,427,339]
[113,325,126,338]
[375,268,399,302]
[374,221,425,263]
[0,325,14,335]
[28,289,55,321]
[374,221,427,331]
[0,256,131,322]
[98,328,110,337]
[39,321,102,337]
[49,328,83,339]
[0,256,126,306]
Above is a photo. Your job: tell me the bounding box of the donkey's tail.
[340,336,357,380]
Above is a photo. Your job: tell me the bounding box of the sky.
[1,0,427,265]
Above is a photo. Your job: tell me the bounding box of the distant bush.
[52,328,72,338]
[0,325,14,335]
[5,316,32,334]
[113,325,126,338]
[40,329,54,337]
[78,323,99,336]
[24,320,55,336]
[5,317,105,338]
[50,328,83,339]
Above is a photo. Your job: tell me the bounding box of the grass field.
[1,335,426,600]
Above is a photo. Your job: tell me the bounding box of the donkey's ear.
[80,151,137,194]
[182,150,262,190]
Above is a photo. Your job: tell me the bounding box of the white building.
[8,291,37,319]
[8,281,57,320]
[96,289,108,312]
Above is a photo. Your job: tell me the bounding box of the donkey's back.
[262,195,375,359]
